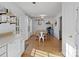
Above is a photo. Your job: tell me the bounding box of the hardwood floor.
[21,34,63,57]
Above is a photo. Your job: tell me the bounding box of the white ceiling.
[15,2,62,18]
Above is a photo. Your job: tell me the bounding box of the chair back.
[39,32,44,37]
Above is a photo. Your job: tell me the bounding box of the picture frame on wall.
[38,20,42,25]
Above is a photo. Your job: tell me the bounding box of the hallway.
[0,2,78,57]
[22,35,63,57]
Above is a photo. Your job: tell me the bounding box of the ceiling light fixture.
[32,2,36,4]
[40,14,47,19]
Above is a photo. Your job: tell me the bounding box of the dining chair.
[39,32,45,42]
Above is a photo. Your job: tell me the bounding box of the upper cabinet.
[0,15,17,24]
[0,6,17,24]
[0,8,8,14]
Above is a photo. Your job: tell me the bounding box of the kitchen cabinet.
[8,39,18,57]
[7,35,25,57]
[0,23,16,34]
[0,35,25,57]
[19,39,25,55]
[0,44,7,57]
[8,37,21,57]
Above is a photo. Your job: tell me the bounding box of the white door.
[76,8,79,56]
[62,3,76,57]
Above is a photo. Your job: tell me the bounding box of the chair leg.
[39,37,41,42]
[39,37,44,42]
[36,36,38,40]
[42,37,44,42]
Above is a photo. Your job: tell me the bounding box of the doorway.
[59,16,62,52]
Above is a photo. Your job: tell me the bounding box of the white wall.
[53,13,62,39]
[62,2,76,57]
[32,18,53,33]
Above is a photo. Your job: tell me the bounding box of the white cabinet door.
[10,24,16,34]
[0,45,7,57]
[8,39,19,57]
[16,38,21,57]
[19,39,25,55]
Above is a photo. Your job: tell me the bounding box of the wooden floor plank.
[21,35,64,57]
